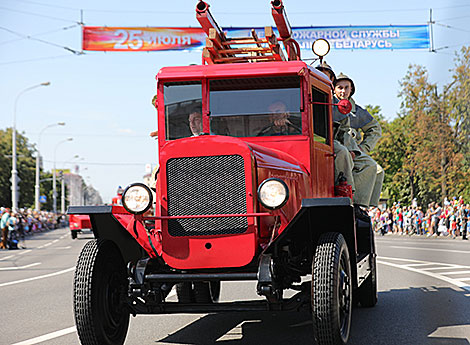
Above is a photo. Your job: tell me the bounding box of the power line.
[0,6,79,23]
[0,24,79,46]
[435,22,470,34]
[44,160,146,166]
[0,26,82,54]
[8,0,79,11]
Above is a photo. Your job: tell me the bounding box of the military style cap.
[316,61,336,81]
[334,73,355,97]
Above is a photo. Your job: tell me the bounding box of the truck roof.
[156,61,331,85]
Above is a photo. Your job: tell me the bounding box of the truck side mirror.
[336,99,352,115]
[311,98,352,115]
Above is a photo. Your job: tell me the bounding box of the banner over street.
[82,25,430,52]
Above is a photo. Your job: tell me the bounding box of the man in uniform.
[334,73,383,208]
[316,62,358,195]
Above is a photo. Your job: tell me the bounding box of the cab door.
[310,78,335,197]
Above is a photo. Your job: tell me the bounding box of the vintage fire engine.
[68,2,377,345]
[68,214,91,239]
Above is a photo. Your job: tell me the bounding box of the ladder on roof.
[196,0,300,65]
[202,27,286,65]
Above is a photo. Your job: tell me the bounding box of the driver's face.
[268,102,289,127]
[334,80,352,100]
[189,112,202,135]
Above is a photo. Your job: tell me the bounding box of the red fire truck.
[68,214,91,239]
[68,2,377,344]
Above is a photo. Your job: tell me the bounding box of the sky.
[1,0,469,203]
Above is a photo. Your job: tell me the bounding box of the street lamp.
[53,137,73,214]
[11,81,51,212]
[35,122,66,211]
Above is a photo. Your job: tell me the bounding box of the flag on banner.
[82,25,430,52]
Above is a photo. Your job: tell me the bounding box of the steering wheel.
[257,123,302,136]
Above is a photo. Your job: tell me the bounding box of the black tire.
[176,281,221,303]
[71,230,78,239]
[357,255,377,308]
[176,282,194,303]
[312,232,352,345]
[74,239,130,345]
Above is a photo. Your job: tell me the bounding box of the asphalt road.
[1,228,470,345]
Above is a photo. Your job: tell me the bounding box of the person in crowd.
[0,208,11,249]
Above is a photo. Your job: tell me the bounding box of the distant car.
[68,214,91,239]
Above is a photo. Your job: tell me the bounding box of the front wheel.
[74,239,130,345]
[312,232,352,345]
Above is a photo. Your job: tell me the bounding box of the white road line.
[18,249,32,255]
[52,239,59,243]
[56,246,72,249]
[378,258,470,291]
[390,245,470,254]
[379,255,470,269]
[421,265,462,271]
[11,326,76,345]
[43,243,52,247]
[459,278,470,281]
[0,262,41,271]
[0,255,14,261]
[441,270,470,275]
[406,263,438,267]
[0,267,74,288]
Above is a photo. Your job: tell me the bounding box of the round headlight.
[122,183,153,214]
[257,178,289,210]
[312,38,330,57]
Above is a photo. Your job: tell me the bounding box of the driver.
[188,111,203,136]
[258,101,300,136]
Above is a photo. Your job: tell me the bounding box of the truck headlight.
[257,178,289,210]
[122,183,153,214]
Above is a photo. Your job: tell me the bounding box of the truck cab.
[69,2,377,345]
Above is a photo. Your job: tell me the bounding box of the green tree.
[0,128,37,208]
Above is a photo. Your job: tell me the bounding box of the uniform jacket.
[348,98,382,153]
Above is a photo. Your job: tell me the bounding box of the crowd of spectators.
[0,207,67,249]
[370,196,469,239]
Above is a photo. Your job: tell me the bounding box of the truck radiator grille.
[166,155,248,236]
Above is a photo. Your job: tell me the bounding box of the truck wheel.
[357,255,377,308]
[74,239,130,345]
[312,232,352,345]
[176,282,194,303]
[193,281,221,303]
[71,231,77,239]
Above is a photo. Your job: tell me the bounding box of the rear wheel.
[176,281,221,303]
[74,239,130,345]
[312,232,352,345]
[357,255,377,307]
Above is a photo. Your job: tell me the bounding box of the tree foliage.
[370,46,470,207]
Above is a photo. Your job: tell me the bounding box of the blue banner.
[225,25,430,50]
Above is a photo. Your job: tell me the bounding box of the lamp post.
[11,81,50,212]
[35,122,65,211]
[53,138,73,214]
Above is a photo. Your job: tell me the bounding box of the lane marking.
[18,250,32,255]
[56,246,72,249]
[0,267,74,288]
[0,262,41,271]
[0,255,14,261]
[389,245,470,254]
[11,326,76,345]
[43,243,52,247]
[52,239,59,243]
[378,257,470,291]
[421,265,462,271]
[441,270,470,275]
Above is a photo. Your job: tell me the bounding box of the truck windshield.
[164,81,202,140]
[210,76,301,137]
